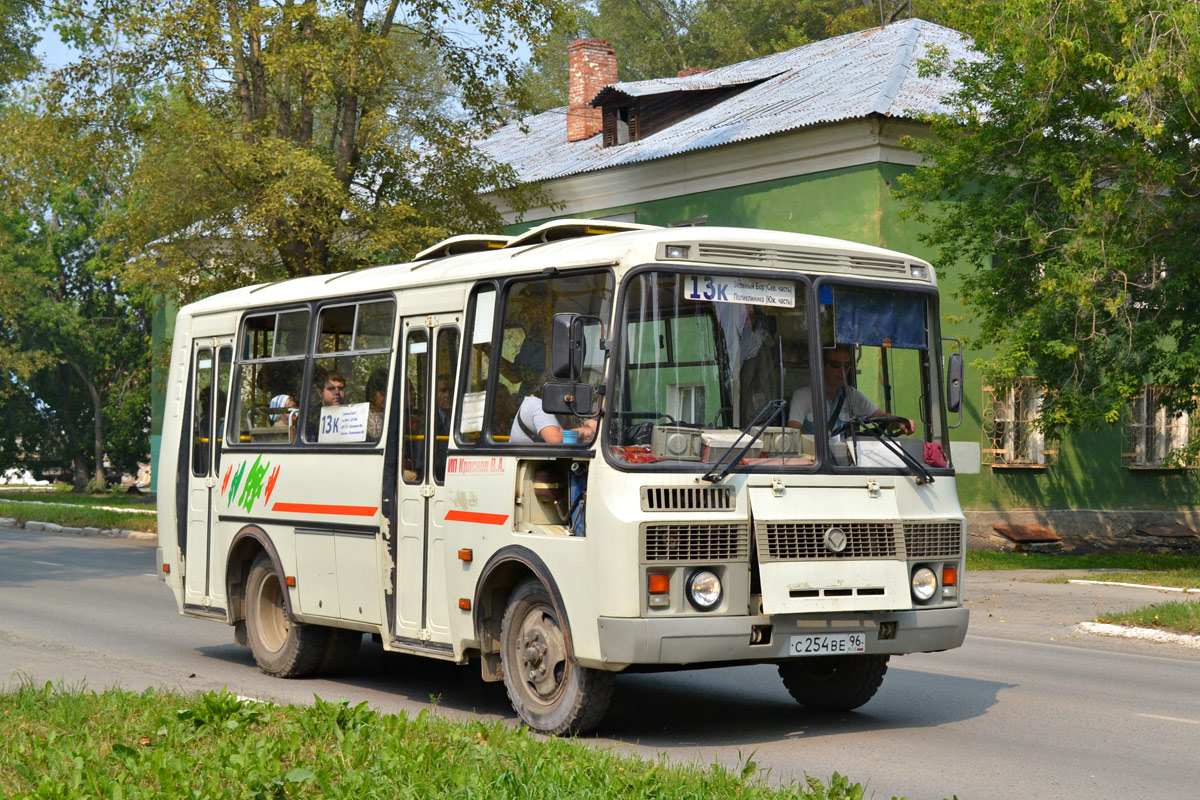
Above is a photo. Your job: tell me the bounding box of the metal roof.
[479,19,974,183]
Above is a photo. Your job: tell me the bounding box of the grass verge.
[966,550,1200,573]
[1097,600,1200,634]
[0,500,155,533]
[0,487,153,509]
[0,487,156,533]
[0,684,876,800]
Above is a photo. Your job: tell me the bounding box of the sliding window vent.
[848,255,908,274]
[691,244,908,276]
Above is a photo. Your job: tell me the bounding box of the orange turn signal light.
[162,564,170,574]
[285,576,296,587]
[647,573,670,594]
[458,598,471,610]
[457,549,473,562]
[942,566,958,587]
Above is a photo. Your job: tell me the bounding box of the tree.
[0,0,39,89]
[40,0,566,301]
[897,0,1200,434]
[0,109,151,489]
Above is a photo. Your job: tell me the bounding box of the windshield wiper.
[847,415,935,485]
[702,399,786,483]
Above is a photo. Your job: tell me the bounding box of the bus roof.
[180,221,935,316]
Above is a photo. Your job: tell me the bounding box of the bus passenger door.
[184,339,232,609]
[394,319,460,644]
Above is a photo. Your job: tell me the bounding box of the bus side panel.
[439,456,603,665]
[216,450,388,629]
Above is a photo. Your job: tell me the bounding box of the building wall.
[507,161,1200,514]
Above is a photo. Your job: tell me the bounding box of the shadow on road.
[195,636,1010,743]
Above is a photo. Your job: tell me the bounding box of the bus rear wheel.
[500,579,613,735]
[778,654,889,712]
[245,553,327,678]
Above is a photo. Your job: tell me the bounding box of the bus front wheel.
[778,654,889,711]
[500,579,614,735]
[245,553,327,678]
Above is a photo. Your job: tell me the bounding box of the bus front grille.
[642,523,750,562]
[902,521,963,558]
[641,486,736,511]
[758,522,899,560]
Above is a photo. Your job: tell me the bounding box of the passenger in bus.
[305,371,347,442]
[269,394,296,425]
[269,393,298,442]
[366,370,387,441]
[786,345,913,437]
[433,378,452,473]
[319,372,347,407]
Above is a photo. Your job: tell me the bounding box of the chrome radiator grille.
[642,523,750,562]
[903,521,963,558]
[759,521,899,560]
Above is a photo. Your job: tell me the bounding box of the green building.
[477,20,1200,547]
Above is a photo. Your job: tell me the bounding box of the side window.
[401,329,429,484]
[433,327,460,483]
[232,309,310,445]
[305,299,396,444]
[495,271,613,444]
[191,347,214,476]
[459,286,496,445]
[213,346,232,469]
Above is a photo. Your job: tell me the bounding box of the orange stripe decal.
[272,502,379,517]
[445,509,509,525]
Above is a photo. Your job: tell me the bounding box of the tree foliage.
[39,0,566,301]
[0,0,39,89]
[898,0,1200,433]
[0,110,151,488]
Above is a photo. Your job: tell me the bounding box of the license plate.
[788,632,867,656]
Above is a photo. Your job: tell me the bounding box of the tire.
[244,553,328,678]
[318,628,363,675]
[778,654,889,712]
[500,579,614,735]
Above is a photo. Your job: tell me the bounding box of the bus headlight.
[911,566,938,602]
[687,569,722,611]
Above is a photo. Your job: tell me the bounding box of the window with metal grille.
[1123,385,1197,468]
[982,378,1057,467]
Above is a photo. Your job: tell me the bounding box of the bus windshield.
[607,270,944,473]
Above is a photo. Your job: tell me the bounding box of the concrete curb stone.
[6,516,155,542]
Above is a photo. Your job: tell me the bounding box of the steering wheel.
[853,414,912,435]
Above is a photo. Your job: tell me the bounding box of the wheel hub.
[515,608,567,702]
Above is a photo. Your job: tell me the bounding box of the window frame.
[982,377,1058,468]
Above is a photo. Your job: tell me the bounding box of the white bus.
[158,220,968,734]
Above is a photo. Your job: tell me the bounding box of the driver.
[787,344,913,437]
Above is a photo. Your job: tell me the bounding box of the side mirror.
[946,351,963,414]
[542,381,594,417]
[550,313,586,381]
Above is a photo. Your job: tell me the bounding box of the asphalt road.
[3,526,1199,800]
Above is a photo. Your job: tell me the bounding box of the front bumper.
[593,606,968,669]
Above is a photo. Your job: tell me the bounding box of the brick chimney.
[568,38,617,142]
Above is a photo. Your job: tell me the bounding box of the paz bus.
[157,219,968,734]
